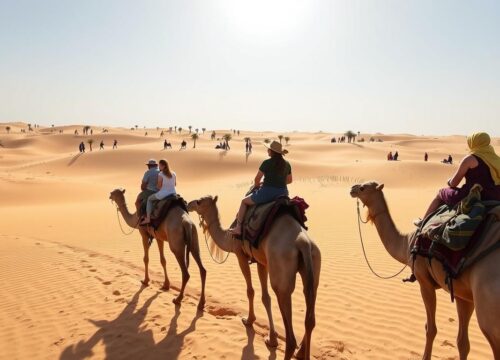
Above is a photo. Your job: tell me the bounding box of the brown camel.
[350,181,500,360]
[109,189,206,310]
[187,195,321,360]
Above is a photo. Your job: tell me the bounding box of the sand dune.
[0,122,498,359]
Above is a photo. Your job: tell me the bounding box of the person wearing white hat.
[230,141,292,236]
[135,159,160,215]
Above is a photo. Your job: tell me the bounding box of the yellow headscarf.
[467,132,500,185]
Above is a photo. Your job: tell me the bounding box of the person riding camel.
[140,159,177,226]
[414,132,500,226]
[230,140,292,236]
[135,159,159,215]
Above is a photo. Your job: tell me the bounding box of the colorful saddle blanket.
[413,204,500,278]
[231,196,309,248]
[150,194,188,230]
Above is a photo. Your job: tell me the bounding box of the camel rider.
[135,159,160,215]
[230,140,292,236]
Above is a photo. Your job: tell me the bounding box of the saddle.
[149,194,188,230]
[410,204,500,300]
[231,196,309,249]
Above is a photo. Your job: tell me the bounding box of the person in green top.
[230,140,293,236]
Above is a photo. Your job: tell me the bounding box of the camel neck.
[369,196,411,265]
[203,207,234,253]
[116,199,140,229]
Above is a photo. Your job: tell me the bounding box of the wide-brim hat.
[264,140,288,155]
[146,159,158,166]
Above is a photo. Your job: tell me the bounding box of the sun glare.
[216,0,314,43]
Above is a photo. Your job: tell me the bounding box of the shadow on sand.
[59,288,203,360]
[67,153,83,167]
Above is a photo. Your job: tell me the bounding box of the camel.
[187,195,321,360]
[109,189,206,310]
[350,181,500,359]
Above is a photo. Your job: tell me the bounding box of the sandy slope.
[0,123,498,359]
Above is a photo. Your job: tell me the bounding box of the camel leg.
[419,283,437,360]
[140,233,150,286]
[189,231,207,311]
[237,254,256,326]
[456,298,474,360]
[473,281,500,359]
[172,251,190,305]
[256,263,278,347]
[274,290,297,360]
[156,239,170,290]
[295,267,318,360]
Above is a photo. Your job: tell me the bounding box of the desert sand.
[0,123,498,359]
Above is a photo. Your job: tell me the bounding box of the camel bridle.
[356,198,409,280]
[198,213,231,265]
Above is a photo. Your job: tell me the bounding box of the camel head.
[187,195,218,218]
[109,188,126,205]
[350,181,384,208]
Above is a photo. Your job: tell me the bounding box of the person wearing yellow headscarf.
[467,132,500,185]
[415,132,500,226]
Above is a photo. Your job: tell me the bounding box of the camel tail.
[183,221,192,269]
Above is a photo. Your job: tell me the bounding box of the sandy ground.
[0,123,498,359]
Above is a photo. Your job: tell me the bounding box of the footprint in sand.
[112,290,121,296]
[207,306,238,319]
[102,281,112,285]
[89,268,97,272]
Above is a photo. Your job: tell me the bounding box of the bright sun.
[216,0,314,43]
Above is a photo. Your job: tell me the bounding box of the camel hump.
[149,194,188,229]
[234,196,309,248]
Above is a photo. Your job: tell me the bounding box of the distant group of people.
[387,151,399,161]
[216,140,230,150]
[245,138,253,153]
[77,139,117,153]
[331,136,349,143]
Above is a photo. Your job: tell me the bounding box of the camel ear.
[376,183,384,191]
[122,189,126,194]
[213,195,218,203]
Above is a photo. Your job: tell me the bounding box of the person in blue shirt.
[135,159,160,215]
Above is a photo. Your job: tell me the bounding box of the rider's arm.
[254,170,264,188]
[286,174,293,184]
[141,181,147,191]
[448,155,478,187]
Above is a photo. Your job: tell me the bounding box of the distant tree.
[178,127,183,133]
[344,130,356,143]
[264,138,271,144]
[174,126,177,132]
[278,135,284,144]
[223,133,232,148]
[130,127,135,130]
[188,125,192,134]
[156,126,160,131]
[202,128,206,134]
[284,136,290,145]
[5,126,11,134]
[195,128,199,134]
[191,133,199,148]
[135,125,138,130]
[87,139,94,151]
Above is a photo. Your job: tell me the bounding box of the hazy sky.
[1,0,499,135]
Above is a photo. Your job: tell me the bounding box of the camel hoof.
[265,336,278,348]
[294,347,305,359]
[172,297,182,305]
[141,280,149,287]
[160,284,170,291]
[241,318,255,327]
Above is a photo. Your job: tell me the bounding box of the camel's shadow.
[59,288,202,360]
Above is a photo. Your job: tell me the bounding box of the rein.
[198,214,231,264]
[356,199,408,279]
[112,200,138,236]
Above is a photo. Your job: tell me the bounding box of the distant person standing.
[448,154,453,164]
[248,140,252,153]
[387,151,393,161]
[113,139,118,149]
[79,141,85,153]
[164,139,168,150]
[424,152,428,162]
[100,140,104,150]
[393,151,399,161]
